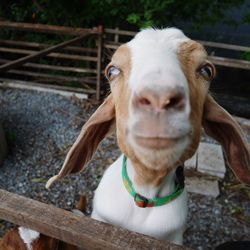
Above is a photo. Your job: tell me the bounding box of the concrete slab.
[186,176,220,198]
[197,143,226,178]
[185,152,197,171]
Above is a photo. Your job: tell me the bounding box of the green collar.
[122,155,185,208]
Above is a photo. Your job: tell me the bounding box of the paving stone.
[185,152,197,171]
[197,143,226,178]
[186,176,220,198]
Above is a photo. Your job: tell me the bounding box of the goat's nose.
[133,88,186,112]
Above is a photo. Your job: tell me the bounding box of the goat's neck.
[126,158,176,199]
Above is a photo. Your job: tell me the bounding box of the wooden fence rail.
[0,189,189,250]
[0,33,92,73]
[0,22,250,100]
[0,21,99,36]
[0,47,98,62]
[0,39,98,54]
[104,28,250,70]
[0,22,104,99]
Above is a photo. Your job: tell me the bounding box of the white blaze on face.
[127,28,190,103]
[18,227,40,250]
[125,28,192,168]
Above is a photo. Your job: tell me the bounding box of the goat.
[0,227,59,250]
[0,195,86,250]
[46,28,250,245]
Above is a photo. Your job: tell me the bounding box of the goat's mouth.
[127,131,191,170]
[134,135,184,150]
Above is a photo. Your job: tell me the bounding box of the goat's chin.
[128,134,190,170]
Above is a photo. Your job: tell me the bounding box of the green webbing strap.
[122,155,184,208]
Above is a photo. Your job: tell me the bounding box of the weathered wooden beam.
[0,79,89,98]
[0,47,98,62]
[0,39,98,54]
[208,56,250,70]
[0,59,97,74]
[0,189,188,250]
[0,21,99,36]
[3,69,96,85]
[105,28,136,36]
[198,40,250,52]
[0,78,95,94]
[0,33,92,73]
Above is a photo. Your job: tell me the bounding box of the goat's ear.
[202,94,250,185]
[46,94,115,188]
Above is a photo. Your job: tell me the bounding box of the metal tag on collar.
[134,193,149,208]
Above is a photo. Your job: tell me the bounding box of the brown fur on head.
[46,28,250,189]
[177,41,214,164]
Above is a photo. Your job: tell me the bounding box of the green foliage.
[241,51,250,61]
[0,0,249,30]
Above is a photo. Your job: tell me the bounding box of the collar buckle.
[123,155,184,208]
[134,193,149,208]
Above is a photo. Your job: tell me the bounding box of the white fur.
[92,28,191,245]
[91,155,188,245]
[124,28,192,169]
[18,227,40,250]
[127,28,190,94]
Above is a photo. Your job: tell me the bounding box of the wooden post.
[114,27,119,43]
[96,26,104,100]
[0,33,92,73]
[0,189,189,250]
[0,123,8,166]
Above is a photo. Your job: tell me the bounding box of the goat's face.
[46,28,250,189]
[106,29,215,173]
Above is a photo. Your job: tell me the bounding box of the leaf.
[229,206,243,216]
[141,20,154,28]
[127,13,141,24]
[31,178,46,183]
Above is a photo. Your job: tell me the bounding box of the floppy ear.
[46,94,115,188]
[202,94,250,185]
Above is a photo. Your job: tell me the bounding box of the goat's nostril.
[133,89,186,111]
[139,97,151,106]
[167,94,185,109]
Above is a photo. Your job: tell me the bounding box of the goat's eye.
[107,66,121,80]
[199,64,214,81]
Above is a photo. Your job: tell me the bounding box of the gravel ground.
[0,88,249,250]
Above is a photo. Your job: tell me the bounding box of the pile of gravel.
[0,88,249,249]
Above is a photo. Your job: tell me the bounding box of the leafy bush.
[0,0,249,30]
[241,51,250,61]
